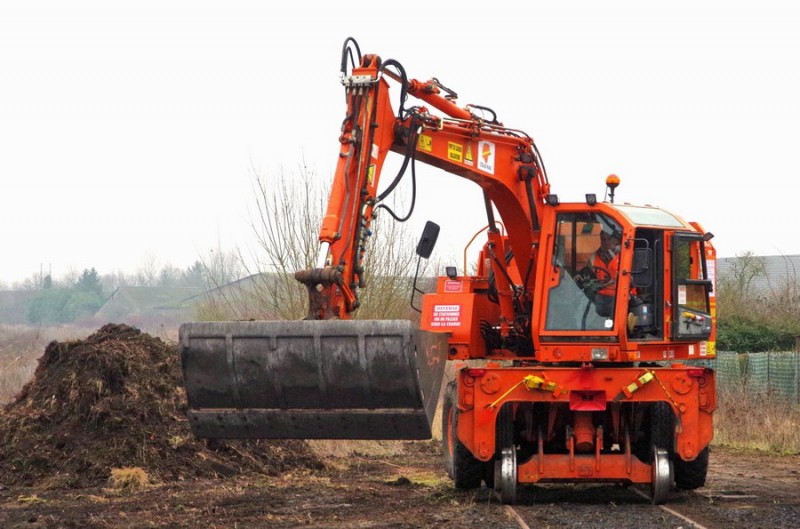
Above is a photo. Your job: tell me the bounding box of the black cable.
[468,104,499,125]
[380,59,409,119]
[340,37,362,75]
[531,141,548,184]
[522,248,535,296]
[371,60,413,213]
[375,138,417,222]
[376,120,415,202]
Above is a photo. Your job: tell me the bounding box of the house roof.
[94,286,203,319]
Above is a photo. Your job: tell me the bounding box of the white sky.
[1,1,798,284]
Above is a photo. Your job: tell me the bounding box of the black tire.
[650,401,675,452]
[674,446,709,490]
[441,382,485,489]
[495,403,515,454]
[486,402,515,490]
[650,401,708,490]
[441,382,456,479]
[635,401,675,462]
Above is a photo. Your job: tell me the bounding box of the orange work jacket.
[590,250,619,297]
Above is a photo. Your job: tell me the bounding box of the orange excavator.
[180,37,716,504]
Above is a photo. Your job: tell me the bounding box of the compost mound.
[0,323,321,488]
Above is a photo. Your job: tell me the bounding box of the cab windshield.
[545,213,622,332]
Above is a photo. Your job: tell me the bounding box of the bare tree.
[729,252,766,296]
[246,162,323,319]
[717,251,800,326]
[135,253,161,287]
[101,270,131,292]
[200,246,244,288]
[195,162,432,321]
[157,264,181,287]
[357,209,426,320]
[717,251,767,319]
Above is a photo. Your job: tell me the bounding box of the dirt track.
[0,442,798,529]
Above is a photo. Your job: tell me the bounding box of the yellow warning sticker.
[418,134,432,152]
[465,144,474,164]
[447,142,463,162]
[367,164,375,185]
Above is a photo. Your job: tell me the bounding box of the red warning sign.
[430,304,462,328]
[444,280,462,293]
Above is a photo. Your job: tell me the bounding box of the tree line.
[18,252,243,325]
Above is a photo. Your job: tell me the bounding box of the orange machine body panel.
[455,363,715,482]
[420,277,499,359]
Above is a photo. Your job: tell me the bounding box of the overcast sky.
[1,1,797,284]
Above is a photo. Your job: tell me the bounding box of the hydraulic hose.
[340,37,362,75]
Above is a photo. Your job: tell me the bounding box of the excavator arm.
[180,37,553,441]
[296,38,550,323]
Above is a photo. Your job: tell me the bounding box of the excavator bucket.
[179,319,448,440]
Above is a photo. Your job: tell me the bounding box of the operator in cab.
[588,228,621,318]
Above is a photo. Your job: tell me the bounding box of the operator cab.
[541,204,713,348]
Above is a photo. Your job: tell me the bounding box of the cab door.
[670,233,713,341]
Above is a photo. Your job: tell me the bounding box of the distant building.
[182,273,281,320]
[93,286,203,329]
[717,254,800,297]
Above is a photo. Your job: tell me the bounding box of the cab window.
[672,234,713,340]
[545,213,621,332]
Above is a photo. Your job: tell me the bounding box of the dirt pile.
[0,323,321,488]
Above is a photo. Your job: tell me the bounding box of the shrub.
[717,316,794,353]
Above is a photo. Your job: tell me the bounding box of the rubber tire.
[442,382,485,489]
[635,401,673,462]
[486,402,515,490]
[650,401,708,490]
[674,446,709,490]
[495,403,514,454]
[442,382,456,479]
[650,401,675,452]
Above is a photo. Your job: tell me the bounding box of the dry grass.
[713,385,800,454]
[108,467,150,491]
[308,440,410,458]
[0,325,88,403]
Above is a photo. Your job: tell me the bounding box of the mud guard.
[180,320,448,440]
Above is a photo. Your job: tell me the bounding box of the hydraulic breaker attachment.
[180,320,448,440]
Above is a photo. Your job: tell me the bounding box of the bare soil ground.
[675,448,800,529]
[0,443,797,529]
[0,325,797,529]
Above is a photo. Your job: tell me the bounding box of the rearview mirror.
[416,221,440,259]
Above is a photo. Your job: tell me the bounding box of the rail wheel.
[494,445,517,505]
[651,447,673,505]
[442,382,484,489]
[649,401,708,491]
